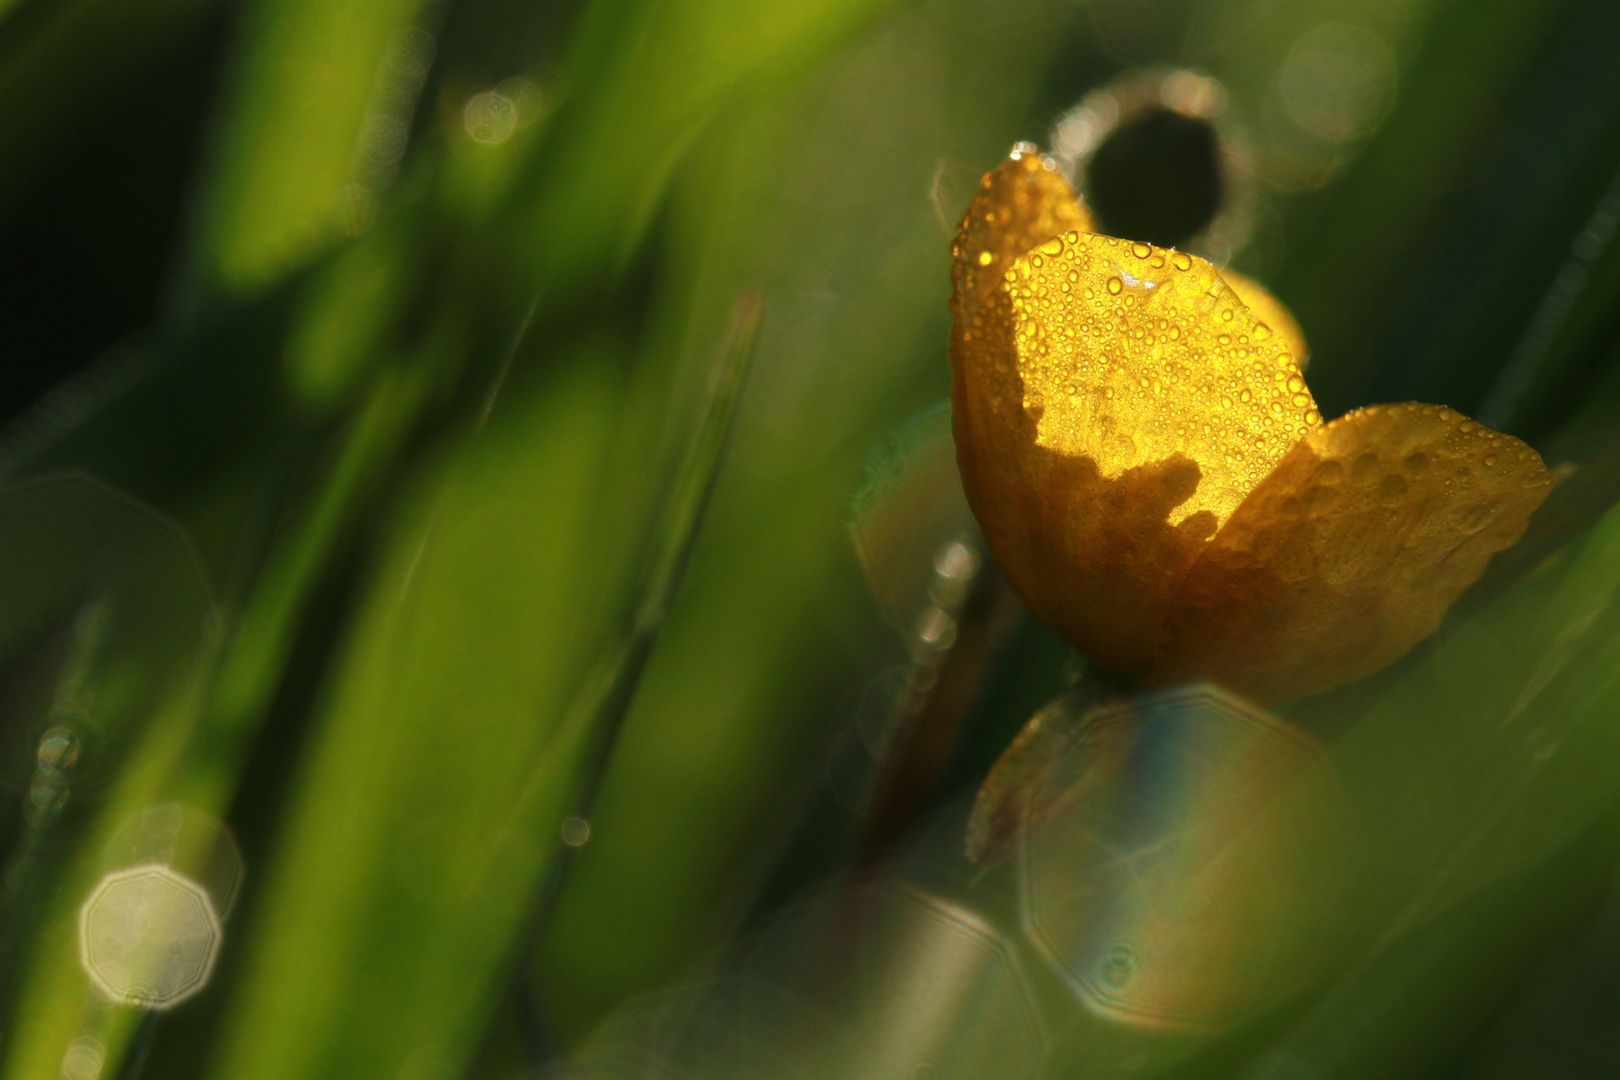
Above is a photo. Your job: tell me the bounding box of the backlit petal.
[1004,233,1317,529]
[1223,270,1310,370]
[952,155,1198,676]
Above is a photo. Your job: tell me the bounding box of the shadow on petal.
[1156,404,1553,703]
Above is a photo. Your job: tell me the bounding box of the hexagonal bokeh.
[1019,685,1345,1030]
[79,863,222,1008]
[564,887,1047,1080]
[837,888,1047,1080]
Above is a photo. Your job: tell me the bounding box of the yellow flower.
[950,148,1553,705]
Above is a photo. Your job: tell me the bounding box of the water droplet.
[560,815,592,846]
[1239,389,1253,403]
[1172,252,1193,271]
[1459,419,1477,433]
[1221,309,1234,322]
[1484,454,1498,467]
[80,865,223,1008]
[1286,376,1304,393]
[1131,242,1152,258]
[977,250,993,266]
[1106,277,1123,295]
[1100,941,1139,989]
[38,727,84,775]
[1304,409,1321,425]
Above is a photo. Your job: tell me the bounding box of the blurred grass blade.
[473,295,759,1072]
[199,0,433,291]
[499,293,762,893]
[1257,495,1620,1076]
[510,0,895,304]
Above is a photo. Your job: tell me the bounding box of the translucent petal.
[1004,233,1315,529]
[949,148,1094,312]
[950,154,1551,702]
[1155,403,1554,703]
[1222,270,1310,371]
[953,154,1195,677]
[953,193,1314,676]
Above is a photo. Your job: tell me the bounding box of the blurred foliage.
[2,0,1620,1076]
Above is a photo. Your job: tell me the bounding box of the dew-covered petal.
[950,146,1094,313]
[1222,270,1310,371]
[953,201,1317,676]
[948,148,1092,560]
[1153,403,1555,704]
[1004,233,1315,530]
[953,154,1203,676]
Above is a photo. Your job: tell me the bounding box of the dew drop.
[1106,276,1123,295]
[1484,454,1498,466]
[1459,420,1477,433]
[1239,389,1253,403]
[1286,376,1304,393]
[1305,409,1321,425]
[1171,252,1193,271]
[977,250,993,266]
[1131,241,1152,258]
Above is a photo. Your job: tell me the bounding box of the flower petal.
[1153,403,1554,703]
[950,148,1093,311]
[1223,270,1310,370]
[1004,233,1317,529]
[951,159,1214,676]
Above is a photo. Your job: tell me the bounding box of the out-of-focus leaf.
[0,365,428,1077]
[208,354,621,1080]
[509,0,897,305]
[1227,494,1620,1077]
[200,0,433,291]
[536,0,1085,1036]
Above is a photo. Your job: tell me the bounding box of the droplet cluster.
[950,149,1094,309]
[1005,232,1316,526]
